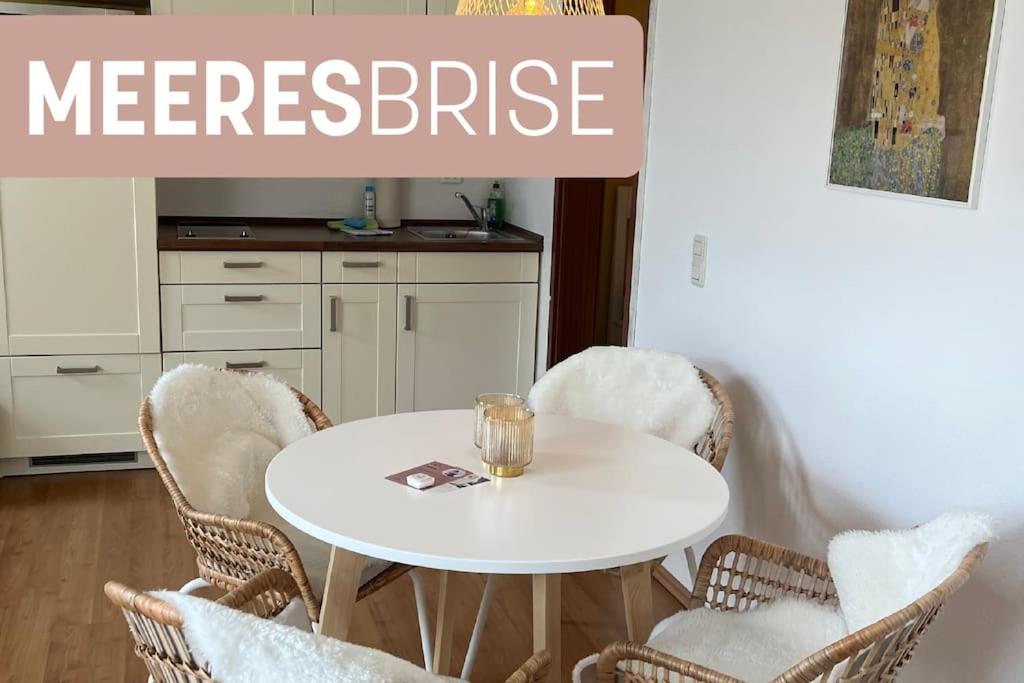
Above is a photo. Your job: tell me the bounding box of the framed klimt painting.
[828,0,1005,207]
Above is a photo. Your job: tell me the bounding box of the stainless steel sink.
[408,227,524,242]
[177,222,255,239]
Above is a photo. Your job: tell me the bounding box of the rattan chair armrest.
[691,535,834,610]
[104,581,185,628]
[176,504,321,620]
[217,568,301,611]
[177,504,293,544]
[505,650,552,683]
[293,388,334,431]
[597,642,742,683]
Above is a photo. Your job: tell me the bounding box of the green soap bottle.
[487,180,506,230]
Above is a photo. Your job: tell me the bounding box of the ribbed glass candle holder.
[474,393,525,447]
[481,406,535,478]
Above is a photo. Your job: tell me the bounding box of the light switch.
[691,235,708,287]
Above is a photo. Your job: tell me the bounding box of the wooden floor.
[0,470,681,682]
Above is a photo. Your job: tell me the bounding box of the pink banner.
[0,15,644,177]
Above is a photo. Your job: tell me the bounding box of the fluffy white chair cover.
[573,597,846,683]
[149,365,389,597]
[158,591,457,683]
[828,510,994,632]
[528,347,717,449]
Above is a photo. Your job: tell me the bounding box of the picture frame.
[826,0,1006,208]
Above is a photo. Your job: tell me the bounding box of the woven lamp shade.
[456,0,605,16]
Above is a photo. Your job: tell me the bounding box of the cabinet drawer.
[398,253,540,283]
[160,285,321,352]
[322,253,398,284]
[0,354,161,459]
[162,350,322,405]
[160,252,321,284]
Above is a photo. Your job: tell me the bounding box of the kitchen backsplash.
[155,178,494,220]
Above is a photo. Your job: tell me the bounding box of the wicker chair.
[139,388,416,626]
[454,349,735,678]
[595,535,988,682]
[527,348,735,591]
[106,569,552,683]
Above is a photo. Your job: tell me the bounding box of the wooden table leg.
[533,574,561,683]
[620,561,655,642]
[318,546,365,641]
[433,570,456,675]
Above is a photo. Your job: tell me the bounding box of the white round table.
[266,410,729,679]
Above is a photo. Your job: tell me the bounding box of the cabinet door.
[0,178,159,356]
[152,0,313,15]
[314,0,427,14]
[322,285,397,425]
[427,0,460,14]
[0,354,161,459]
[396,283,537,413]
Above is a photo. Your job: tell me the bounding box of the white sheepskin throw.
[158,591,456,683]
[149,365,389,598]
[528,347,718,449]
[827,511,994,633]
[572,599,847,683]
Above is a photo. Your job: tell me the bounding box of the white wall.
[155,178,494,219]
[634,1,1024,680]
[505,178,556,376]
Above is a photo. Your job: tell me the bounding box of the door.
[314,0,427,14]
[151,0,313,14]
[0,178,159,356]
[322,284,397,425]
[396,283,537,413]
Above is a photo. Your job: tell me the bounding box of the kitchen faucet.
[455,192,490,231]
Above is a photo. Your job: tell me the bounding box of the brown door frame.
[546,178,608,367]
[546,0,648,368]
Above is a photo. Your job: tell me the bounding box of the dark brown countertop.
[158,217,544,253]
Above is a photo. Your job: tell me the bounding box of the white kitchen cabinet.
[314,0,427,14]
[398,252,540,284]
[151,0,313,15]
[427,0,460,14]
[0,354,161,459]
[322,284,397,425]
[396,283,537,413]
[0,179,160,357]
[159,251,321,285]
[321,252,398,284]
[161,284,321,352]
[162,350,322,404]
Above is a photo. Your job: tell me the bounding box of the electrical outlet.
[441,178,464,185]
[691,235,708,288]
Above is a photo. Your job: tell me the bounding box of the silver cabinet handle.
[342,261,382,269]
[225,361,266,370]
[329,296,339,333]
[57,366,100,375]
[223,261,264,269]
[224,295,265,303]
[404,295,414,332]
